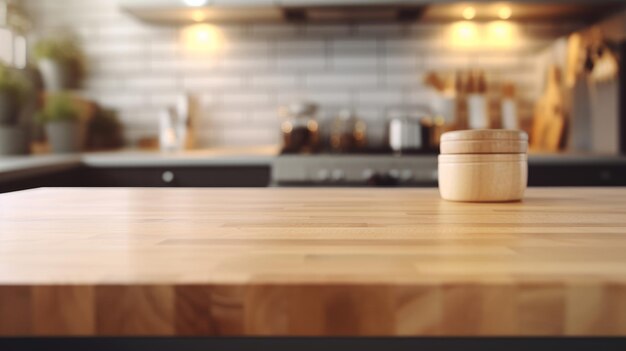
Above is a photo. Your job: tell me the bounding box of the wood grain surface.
[1,187,626,336]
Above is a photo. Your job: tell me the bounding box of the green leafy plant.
[34,36,86,82]
[0,61,29,101]
[36,93,80,124]
[33,36,83,63]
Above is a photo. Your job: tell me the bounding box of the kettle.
[386,107,433,153]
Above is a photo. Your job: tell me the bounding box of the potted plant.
[86,107,124,150]
[0,62,31,155]
[37,93,84,153]
[0,61,28,125]
[34,36,85,91]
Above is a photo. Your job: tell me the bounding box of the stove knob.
[400,170,413,181]
[162,171,175,184]
[388,169,400,179]
[316,169,330,182]
[331,169,345,182]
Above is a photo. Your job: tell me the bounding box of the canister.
[438,129,528,202]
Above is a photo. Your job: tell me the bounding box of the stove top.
[272,154,438,187]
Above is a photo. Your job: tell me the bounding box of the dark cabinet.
[529,164,626,186]
[82,166,271,187]
[0,166,271,194]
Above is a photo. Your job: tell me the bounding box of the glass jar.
[329,109,367,153]
[280,102,320,154]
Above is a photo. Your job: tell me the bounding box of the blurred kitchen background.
[1,0,625,190]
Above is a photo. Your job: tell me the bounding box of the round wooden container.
[438,130,528,202]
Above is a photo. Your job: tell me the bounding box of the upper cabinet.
[118,0,626,24]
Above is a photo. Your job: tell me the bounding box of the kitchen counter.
[0,187,625,336]
[0,154,82,182]
[0,146,278,184]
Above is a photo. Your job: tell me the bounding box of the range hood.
[119,0,626,24]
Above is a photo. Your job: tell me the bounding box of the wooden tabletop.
[1,187,625,337]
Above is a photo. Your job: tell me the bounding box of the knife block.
[438,129,529,202]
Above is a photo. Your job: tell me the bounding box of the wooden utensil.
[531,66,566,152]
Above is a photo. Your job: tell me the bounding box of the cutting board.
[532,65,567,151]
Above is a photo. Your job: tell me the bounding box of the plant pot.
[0,125,30,155]
[38,58,80,91]
[0,90,20,125]
[45,121,85,154]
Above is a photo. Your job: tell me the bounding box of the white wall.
[24,0,579,147]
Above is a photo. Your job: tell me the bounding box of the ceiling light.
[462,6,476,20]
[183,0,208,7]
[498,6,512,20]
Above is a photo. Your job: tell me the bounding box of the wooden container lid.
[441,129,528,142]
[439,153,527,163]
[440,129,528,155]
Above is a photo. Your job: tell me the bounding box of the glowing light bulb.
[498,6,512,20]
[462,7,476,20]
[486,21,517,48]
[181,24,224,53]
[458,22,477,39]
[450,21,479,48]
[191,10,205,22]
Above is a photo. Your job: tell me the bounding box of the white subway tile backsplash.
[220,92,274,106]
[384,38,441,55]
[405,89,438,106]
[330,39,378,54]
[182,76,244,90]
[83,78,125,91]
[276,91,352,106]
[177,57,219,73]
[222,39,270,55]
[149,41,180,58]
[421,54,475,70]
[250,24,301,37]
[384,72,424,87]
[126,76,179,91]
[249,110,280,124]
[25,0,573,147]
[331,55,379,70]
[249,74,300,88]
[305,72,378,87]
[356,89,404,106]
[206,111,249,127]
[274,55,328,71]
[275,39,326,55]
[355,24,405,37]
[95,93,147,109]
[89,58,148,76]
[84,41,147,58]
[383,54,420,72]
[198,93,219,107]
[219,56,271,71]
[304,24,353,37]
[147,93,187,108]
[150,58,183,73]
